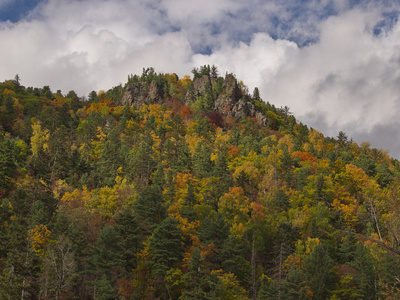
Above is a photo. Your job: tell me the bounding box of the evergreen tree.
[128,134,156,186]
[220,236,251,288]
[192,141,214,177]
[181,183,196,221]
[90,225,124,277]
[281,267,309,300]
[272,189,290,212]
[350,243,377,299]
[199,213,229,251]
[114,207,142,271]
[149,217,183,279]
[133,184,166,234]
[0,138,16,190]
[5,94,15,115]
[181,247,211,300]
[94,274,116,300]
[303,245,336,299]
[152,162,166,186]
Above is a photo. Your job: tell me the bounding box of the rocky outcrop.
[184,75,217,105]
[122,72,268,127]
[121,80,161,107]
[213,74,268,126]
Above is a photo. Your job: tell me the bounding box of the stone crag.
[121,73,268,127]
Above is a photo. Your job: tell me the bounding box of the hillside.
[0,66,400,299]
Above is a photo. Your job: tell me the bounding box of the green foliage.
[90,225,124,276]
[192,141,214,177]
[303,245,336,299]
[0,138,17,190]
[133,184,166,233]
[0,69,399,299]
[149,217,183,279]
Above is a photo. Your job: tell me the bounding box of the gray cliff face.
[121,80,161,107]
[213,74,268,126]
[122,73,268,126]
[184,75,217,105]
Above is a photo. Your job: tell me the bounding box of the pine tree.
[128,134,156,186]
[90,225,124,277]
[149,217,183,279]
[115,207,142,271]
[272,189,290,212]
[303,245,336,299]
[181,247,210,299]
[192,141,214,177]
[94,274,116,300]
[133,184,166,234]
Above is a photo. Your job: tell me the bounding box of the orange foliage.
[251,202,266,222]
[52,95,71,109]
[179,105,193,120]
[117,279,134,299]
[227,145,241,158]
[292,151,317,163]
[167,99,183,114]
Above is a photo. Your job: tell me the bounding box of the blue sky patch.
[0,0,42,22]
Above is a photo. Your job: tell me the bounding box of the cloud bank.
[1,0,400,158]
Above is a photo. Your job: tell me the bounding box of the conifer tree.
[90,225,124,277]
[133,184,166,234]
[303,245,336,299]
[149,217,183,279]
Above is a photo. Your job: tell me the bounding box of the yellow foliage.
[30,120,50,157]
[29,224,51,256]
[97,90,106,97]
[307,129,325,153]
[196,177,214,204]
[258,165,279,200]
[233,161,260,185]
[86,186,117,219]
[185,133,203,154]
[278,134,294,152]
[166,73,178,84]
[53,179,75,199]
[214,127,229,147]
[169,212,200,246]
[219,187,251,237]
[210,270,249,300]
[294,237,321,257]
[90,127,106,161]
[3,88,15,97]
[86,98,113,115]
[173,172,196,205]
[178,75,192,88]
[317,159,330,171]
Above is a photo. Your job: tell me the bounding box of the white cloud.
[1,0,400,157]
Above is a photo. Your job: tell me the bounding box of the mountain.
[0,66,399,299]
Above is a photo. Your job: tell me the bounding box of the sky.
[1,0,400,158]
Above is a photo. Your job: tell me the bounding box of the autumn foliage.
[0,68,400,299]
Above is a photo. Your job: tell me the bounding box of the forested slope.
[0,66,400,299]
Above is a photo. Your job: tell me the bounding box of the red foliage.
[205,112,224,128]
[166,99,183,114]
[247,116,259,124]
[268,130,283,140]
